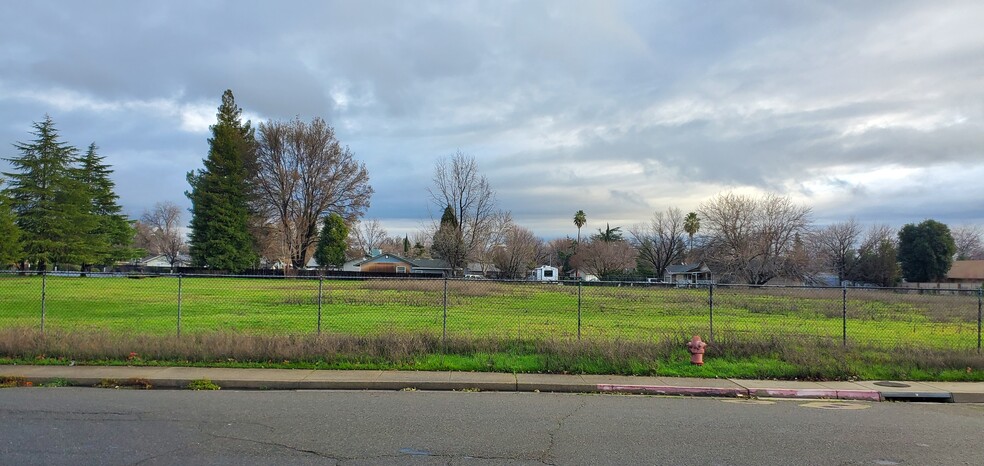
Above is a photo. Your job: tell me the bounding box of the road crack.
[202,431,342,463]
[539,397,587,465]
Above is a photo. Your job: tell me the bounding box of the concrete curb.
[596,384,750,398]
[1,366,972,402]
[750,388,882,402]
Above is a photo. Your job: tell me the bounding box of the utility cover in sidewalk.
[873,381,911,388]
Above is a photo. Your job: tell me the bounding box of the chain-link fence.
[1,270,982,352]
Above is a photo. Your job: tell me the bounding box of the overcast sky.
[2,1,982,238]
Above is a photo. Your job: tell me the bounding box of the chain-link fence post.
[708,284,714,343]
[442,277,448,348]
[177,274,183,337]
[978,287,982,354]
[842,284,847,347]
[317,276,324,335]
[577,280,582,341]
[40,270,47,334]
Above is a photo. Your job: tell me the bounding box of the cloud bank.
[2,1,982,238]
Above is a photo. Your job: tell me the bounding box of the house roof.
[665,263,706,274]
[139,254,190,265]
[355,253,412,266]
[408,258,452,270]
[355,253,451,270]
[947,260,984,280]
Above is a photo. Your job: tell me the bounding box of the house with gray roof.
[663,262,713,284]
[355,253,452,276]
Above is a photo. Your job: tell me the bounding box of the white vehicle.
[529,265,559,281]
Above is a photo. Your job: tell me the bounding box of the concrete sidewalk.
[3,364,983,403]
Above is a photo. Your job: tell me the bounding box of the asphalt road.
[1,388,983,465]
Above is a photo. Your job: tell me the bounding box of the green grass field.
[1,274,981,351]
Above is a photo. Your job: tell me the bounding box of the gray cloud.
[2,0,983,239]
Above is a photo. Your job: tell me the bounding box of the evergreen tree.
[186,90,258,272]
[403,235,410,255]
[898,219,956,282]
[313,213,348,270]
[432,204,466,274]
[2,116,95,269]
[0,189,23,268]
[848,239,901,287]
[76,143,137,268]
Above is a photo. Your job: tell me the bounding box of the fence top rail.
[1,269,981,295]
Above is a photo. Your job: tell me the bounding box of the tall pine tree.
[76,142,137,268]
[0,188,23,267]
[2,116,95,270]
[186,90,258,272]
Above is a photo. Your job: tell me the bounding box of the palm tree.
[684,212,700,253]
[573,210,586,249]
[573,210,586,280]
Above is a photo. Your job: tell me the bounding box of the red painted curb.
[835,390,882,401]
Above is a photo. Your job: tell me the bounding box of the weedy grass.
[0,275,980,351]
[1,327,981,381]
[186,379,221,390]
[96,378,152,389]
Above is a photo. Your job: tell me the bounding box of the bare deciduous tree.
[427,151,500,265]
[630,207,688,278]
[474,210,512,275]
[546,237,576,275]
[492,223,544,279]
[808,218,863,283]
[951,224,984,260]
[350,218,387,257]
[699,192,811,284]
[571,239,637,279]
[252,117,373,268]
[139,201,185,271]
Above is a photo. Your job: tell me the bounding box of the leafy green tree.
[186,90,258,272]
[592,223,624,243]
[314,213,349,270]
[849,239,901,287]
[2,116,96,270]
[0,190,23,267]
[897,219,956,282]
[76,143,137,268]
[403,235,410,255]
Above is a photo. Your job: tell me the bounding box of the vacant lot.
[0,274,980,350]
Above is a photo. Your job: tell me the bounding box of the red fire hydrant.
[686,335,707,365]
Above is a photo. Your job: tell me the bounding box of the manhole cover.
[873,381,911,388]
[800,401,870,410]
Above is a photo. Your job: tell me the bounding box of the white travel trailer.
[530,265,559,281]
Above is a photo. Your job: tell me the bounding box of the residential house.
[466,261,500,278]
[305,257,365,272]
[355,253,452,276]
[944,260,984,287]
[566,269,600,282]
[664,262,713,284]
[138,254,190,269]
